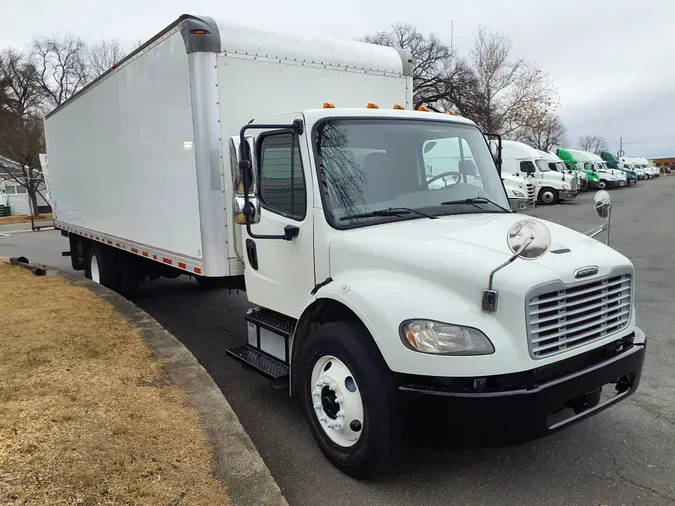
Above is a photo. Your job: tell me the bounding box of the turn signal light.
[393,104,405,110]
[367,102,379,109]
[417,106,430,112]
[444,111,457,115]
[323,102,335,108]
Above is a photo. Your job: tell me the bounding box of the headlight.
[510,189,525,198]
[399,320,495,355]
[562,183,570,190]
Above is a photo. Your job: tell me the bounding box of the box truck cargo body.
[43,14,646,480]
[45,16,412,279]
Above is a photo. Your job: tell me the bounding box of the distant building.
[650,157,675,168]
[0,155,51,215]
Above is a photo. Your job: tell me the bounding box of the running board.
[226,345,289,380]
[245,307,295,337]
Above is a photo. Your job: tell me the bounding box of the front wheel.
[299,321,403,479]
[538,187,559,205]
[598,180,608,190]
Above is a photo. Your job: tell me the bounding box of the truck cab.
[500,140,576,205]
[562,148,619,190]
[556,148,599,189]
[425,135,534,211]
[590,153,627,187]
[602,151,638,185]
[537,149,588,191]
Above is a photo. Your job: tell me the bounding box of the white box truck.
[44,14,647,479]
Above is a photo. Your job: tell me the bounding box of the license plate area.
[546,374,633,430]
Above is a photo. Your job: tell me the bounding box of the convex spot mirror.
[507,219,551,260]
[594,190,611,218]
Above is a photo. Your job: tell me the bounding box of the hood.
[329,213,632,296]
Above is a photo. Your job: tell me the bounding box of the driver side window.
[422,137,483,190]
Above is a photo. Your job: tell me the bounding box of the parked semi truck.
[536,149,588,191]
[556,148,599,189]
[561,148,620,190]
[601,151,638,185]
[43,14,647,479]
[500,140,577,205]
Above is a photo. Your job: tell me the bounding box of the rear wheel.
[539,187,559,205]
[86,244,139,299]
[299,321,403,479]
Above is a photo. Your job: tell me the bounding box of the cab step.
[244,307,296,337]
[226,345,289,380]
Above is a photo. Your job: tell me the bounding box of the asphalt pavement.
[2,179,674,505]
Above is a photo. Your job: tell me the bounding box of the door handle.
[246,239,258,270]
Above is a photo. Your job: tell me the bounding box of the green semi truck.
[556,148,599,189]
[601,151,638,185]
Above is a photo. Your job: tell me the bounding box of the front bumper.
[629,179,638,186]
[618,180,628,187]
[559,190,577,200]
[397,328,646,437]
[588,180,599,189]
[509,198,534,212]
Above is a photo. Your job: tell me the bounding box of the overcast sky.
[3,0,673,157]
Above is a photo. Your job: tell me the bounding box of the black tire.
[538,187,559,205]
[86,244,139,299]
[86,244,120,292]
[598,180,608,190]
[299,321,404,480]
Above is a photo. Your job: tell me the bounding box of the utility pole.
[617,137,625,157]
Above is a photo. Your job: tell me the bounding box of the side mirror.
[594,190,611,218]
[229,136,260,225]
[506,219,552,260]
[481,218,551,312]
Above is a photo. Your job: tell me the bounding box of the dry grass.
[0,213,53,225]
[0,264,229,505]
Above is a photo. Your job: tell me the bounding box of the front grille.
[526,182,535,205]
[570,178,578,191]
[526,273,632,358]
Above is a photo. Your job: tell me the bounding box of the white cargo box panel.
[44,22,221,275]
[44,14,413,277]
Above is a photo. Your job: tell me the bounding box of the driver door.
[240,113,316,319]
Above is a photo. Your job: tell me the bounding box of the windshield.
[535,159,550,172]
[313,119,509,227]
[556,162,567,172]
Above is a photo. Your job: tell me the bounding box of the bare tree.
[361,23,458,110]
[578,135,608,154]
[0,114,46,216]
[516,113,567,151]
[130,37,145,51]
[468,25,557,134]
[32,34,88,108]
[0,49,45,117]
[86,39,126,78]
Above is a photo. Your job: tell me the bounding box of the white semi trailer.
[44,14,647,479]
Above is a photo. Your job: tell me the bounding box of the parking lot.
[1,178,674,505]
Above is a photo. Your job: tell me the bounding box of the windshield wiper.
[440,197,511,213]
[340,207,438,221]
